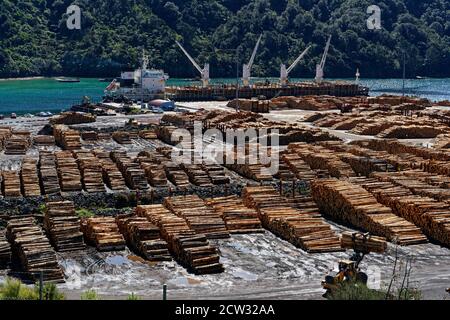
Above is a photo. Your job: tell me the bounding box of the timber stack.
[139,130,157,140]
[44,201,85,252]
[353,177,450,247]
[340,232,387,253]
[0,233,11,267]
[164,161,190,187]
[288,143,356,178]
[4,135,30,155]
[93,150,127,191]
[164,195,230,239]
[140,162,168,187]
[205,195,264,234]
[55,151,82,192]
[202,164,230,185]
[38,151,61,195]
[81,217,126,251]
[74,151,106,193]
[54,125,82,150]
[33,135,56,146]
[181,164,213,187]
[136,204,224,274]
[311,179,428,245]
[81,131,98,141]
[1,171,22,197]
[242,186,343,253]
[6,217,64,282]
[112,152,149,190]
[112,131,132,144]
[20,157,41,197]
[50,111,96,125]
[116,215,171,261]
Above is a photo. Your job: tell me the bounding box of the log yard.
[0,91,449,300]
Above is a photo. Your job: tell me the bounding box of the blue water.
[0,77,449,115]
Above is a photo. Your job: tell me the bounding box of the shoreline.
[0,76,46,82]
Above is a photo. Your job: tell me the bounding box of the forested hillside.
[1,0,449,78]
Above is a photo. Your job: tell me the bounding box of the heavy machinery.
[315,35,332,83]
[242,34,263,87]
[176,41,210,87]
[280,45,311,87]
[322,232,387,298]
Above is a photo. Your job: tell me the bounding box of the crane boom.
[176,40,203,74]
[287,45,311,74]
[320,35,332,70]
[248,34,263,69]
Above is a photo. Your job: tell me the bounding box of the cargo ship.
[103,51,169,102]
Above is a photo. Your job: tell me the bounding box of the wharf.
[166,81,368,102]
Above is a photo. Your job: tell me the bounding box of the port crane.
[280,45,311,87]
[176,41,210,87]
[242,34,263,87]
[315,35,332,83]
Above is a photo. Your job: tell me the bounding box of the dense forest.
[1,0,450,79]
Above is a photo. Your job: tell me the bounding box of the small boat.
[99,78,114,82]
[56,77,80,83]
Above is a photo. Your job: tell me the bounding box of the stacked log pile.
[54,125,82,150]
[20,157,41,197]
[38,151,61,194]
[44,201,85,252]
[50,112,96,125]
[140,162,168,187]
[353,177,450,247]
[156,126,181,146]
[351,121,395,136]
[202,164,230,185]
[205,195,264,234]
[33,135,56,146]
[93,150,127,191]
[340,232,387,253]
[164,195,230,239]
[0,232,11,267]
[81,217,126,251]
[81,131,98,141]
[116,215,171,261]
[281,152,317,181]
[112,152,149,190]
[1,171,22,197]
[6,217,64,282]
[164,161,190,187]
[4,135,30,155]
[331,117,372,130]
[288,143,356,178]
[139,130,158,140]
[55,151,82,192]
[181,164,213,187]
[136,204,224,274]
[112,131,132,144]
[74,151,105,193]
[377,125,448,139]
[0,127,12,149]
[372,172,450,203]
[241,186,342,253]
[311,179,427,245]
[434,134,450,149]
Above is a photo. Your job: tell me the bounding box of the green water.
[0,77,449,115]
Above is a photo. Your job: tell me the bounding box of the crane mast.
[315,35,332,83]
[242,34,263,87]
[176,40,210,87]
[280,45,311,87]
